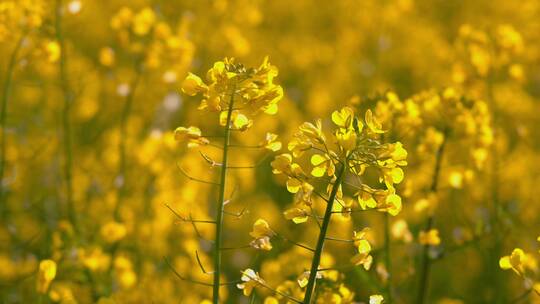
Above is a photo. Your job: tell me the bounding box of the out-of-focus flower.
[369,294,384,304]
[419,229,441,246]
[37,259,56,293]
[100,221,127,243]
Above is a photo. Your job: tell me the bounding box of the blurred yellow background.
[1,0,540,303]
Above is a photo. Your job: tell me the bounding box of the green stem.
[486,70,505,303]
[384,213,393,303]
[114,61,142,220]
[415,134,446,304]
[303,159,347,304]
[213,87,236,304]
[0,33,25,217]
[55,0,77,233]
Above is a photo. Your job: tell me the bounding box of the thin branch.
[200,151,221,167]
[164,257,213,286]
[219,245,251,251]
[312,189,329,203]
[176,163,220,186]
[329,208,378,214]
[207,153,271,170]
[309,206,322,229]
[223,187,250,219]
[316,264,357,272]
[195,250,213,274]
[165,257,240,287]
[165,204,216,224]
[189,214,214,243]
[276,233,315,252]
[259,283,302,304]
[325,236,353,243]
[223,207,248,218]
[228,144,264,149]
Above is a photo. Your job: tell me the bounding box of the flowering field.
[1,0,540,303]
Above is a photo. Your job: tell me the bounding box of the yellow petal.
[386,194,402,216]
[250,219,272,238]
[286,179,302,193]
[311,154,327,166]
[365,109,385,134]
[499,256,512,270]
[311,166,326,177]
[284,208,309,224]
[510,248,525,268]
[391,168,404,184]
[233,113,252,131]
[264,103,279,115]
[181,73,206,96]
[357,239,371,254]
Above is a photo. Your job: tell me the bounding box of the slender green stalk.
[114,61,142,220]
[486,71,505,303]
[55,0,77,233]
[384,213,393,303]
[303,160,347,304]
[415,134,446,304]
[107,62,142,296]
[0,33,25,216]
[213,87,236,304]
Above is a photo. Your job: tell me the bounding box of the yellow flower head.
[499,248,525,273]
[250,236,273,251]
[237,269,264,296]
[181,57,283,121]
[263,133,282,152]
[271,153,293,175]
